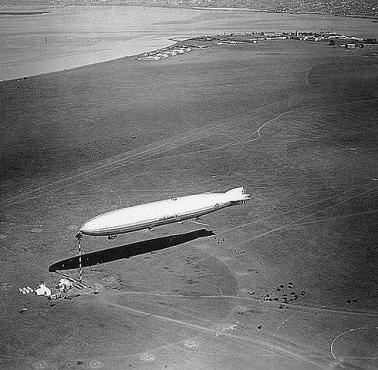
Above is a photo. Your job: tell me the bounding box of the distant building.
[329,39,364,48]
[363,38,377,44]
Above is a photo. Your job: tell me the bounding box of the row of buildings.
[138,31,377,62]
[197,32,377,47]
[137,46,193,61]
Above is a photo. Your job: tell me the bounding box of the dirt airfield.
[1,39,378,369]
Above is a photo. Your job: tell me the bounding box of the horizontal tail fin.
[225,187,250,203]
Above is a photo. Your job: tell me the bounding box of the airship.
[79,187,250,238]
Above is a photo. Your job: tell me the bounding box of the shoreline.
[191,6,378,20]
[1,5,376,83]
[2,3,377,19]
[0,11,50,15]
[0,36,179,84]
[0,12,50,17]
[2,27,376,84]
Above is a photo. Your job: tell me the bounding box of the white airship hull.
[80,187,250,237]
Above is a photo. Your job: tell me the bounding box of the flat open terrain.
[1,40,378,369]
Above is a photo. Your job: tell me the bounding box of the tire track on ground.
[219,182,376,255]
[1,122,225,207]
[219,182,374,235]
[106,290,378,318]
[99,293,332,369]
[3,96,377,208]
[1,105,291,207]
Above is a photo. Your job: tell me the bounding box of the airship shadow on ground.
[49,229,214,271]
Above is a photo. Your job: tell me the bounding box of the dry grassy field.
[1,39,377,369]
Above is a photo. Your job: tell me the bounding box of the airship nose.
[79,220,94,235]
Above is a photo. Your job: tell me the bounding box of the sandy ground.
[1,40,378,369]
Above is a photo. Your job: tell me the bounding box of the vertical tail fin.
[225,187,250,203]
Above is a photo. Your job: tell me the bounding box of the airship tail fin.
[226,187,250,203]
